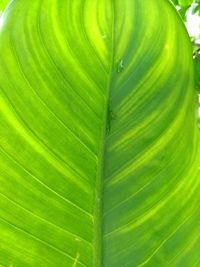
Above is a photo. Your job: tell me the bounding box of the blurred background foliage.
[171,0,200,48]
[171,0,200,93]
[171,0,200,19]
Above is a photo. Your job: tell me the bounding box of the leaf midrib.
[93,2,116,267]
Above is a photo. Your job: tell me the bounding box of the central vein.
[93,2,115,267]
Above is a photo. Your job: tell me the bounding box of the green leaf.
[194,53,200,92]
[0,0,199,267]
[192,3,200,15]
[170,0,179,5]
[178,0,193,6]
[179,5,191,20]
[0,0,10,12]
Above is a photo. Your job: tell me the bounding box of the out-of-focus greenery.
[194,53,200,92]
[171,0,200,19]
[171,0,200,93]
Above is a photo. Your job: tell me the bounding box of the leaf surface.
[0,1,200,267]
[0,0,10,12]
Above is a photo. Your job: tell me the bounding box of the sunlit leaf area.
[0,1,200,267]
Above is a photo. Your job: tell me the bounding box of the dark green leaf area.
[194,54,200,93]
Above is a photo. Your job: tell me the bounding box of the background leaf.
[194,53,200,92]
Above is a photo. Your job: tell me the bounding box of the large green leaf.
[0,0,10,12]
[0,0,199,266]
